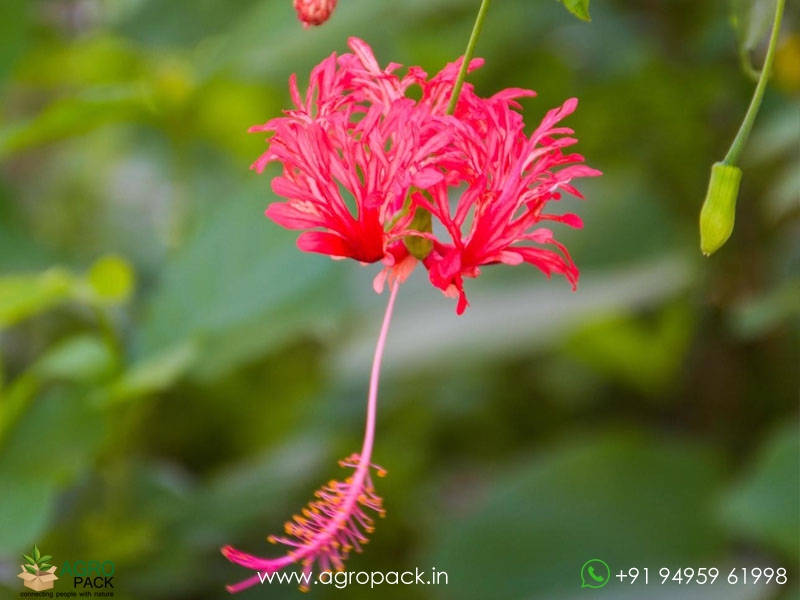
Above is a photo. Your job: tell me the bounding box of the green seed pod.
[699,162,742,256]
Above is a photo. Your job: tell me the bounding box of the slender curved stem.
[359,279,400,462]
[447,0,491,115]
[723,0,786,165]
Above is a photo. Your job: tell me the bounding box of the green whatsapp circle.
[580,559,610,589]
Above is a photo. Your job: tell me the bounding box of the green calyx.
[403,208,434,260]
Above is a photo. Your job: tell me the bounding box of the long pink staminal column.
[222,281,400,592]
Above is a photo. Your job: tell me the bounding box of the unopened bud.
[294,0,337,28]
[699,162,742,256]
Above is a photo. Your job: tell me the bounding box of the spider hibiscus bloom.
[419,93,602,314]
[249,38,456,285]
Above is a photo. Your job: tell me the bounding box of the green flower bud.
[88,254,135,304]
[404,208,434,260]
[699,162,742,256]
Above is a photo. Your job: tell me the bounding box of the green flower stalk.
[699,0,785,255]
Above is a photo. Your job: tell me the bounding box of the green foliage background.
[0,1,798,599]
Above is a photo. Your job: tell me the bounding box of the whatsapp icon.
[580,559,610,589]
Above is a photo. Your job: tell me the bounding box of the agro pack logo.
[60,559,115,596]
[18,545,58,592]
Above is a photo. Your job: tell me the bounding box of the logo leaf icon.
[22,554,36,565]
[24,565,38,575]
[39,563,52,570]
[33,545,41,562]
[38,555,52,563]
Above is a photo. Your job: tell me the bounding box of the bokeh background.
[0,1,798,599]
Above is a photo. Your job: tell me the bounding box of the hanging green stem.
[723,0,786,165]
[699,0,786,256]
[447,0,491,115]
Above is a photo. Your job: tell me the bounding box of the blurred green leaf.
[15,34,146,88]
[0,260,134,330]
[0,372,39,444]
[186,435,330,541]
[192,77,278,159]
[729,278,800,338]
[563,302,694,394]
[38,554,52,563]
[87,254,136,304]
[0,0,29,84]
[426,431,725,599]
[558,0,592,22]
[0,89,147,157]
[748,103,800,222]
[766,163,800,221]
[747,102,800,163]
[22,553,35,564]
[33,544,40,561]
[138,191,348,380]
[0,390,104,553]
[0,212,56,273]
[24,564,37,575]
[33,334,115,384]
[0,268,75,329]
[720,423,800,561]
[99,341,198,406]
